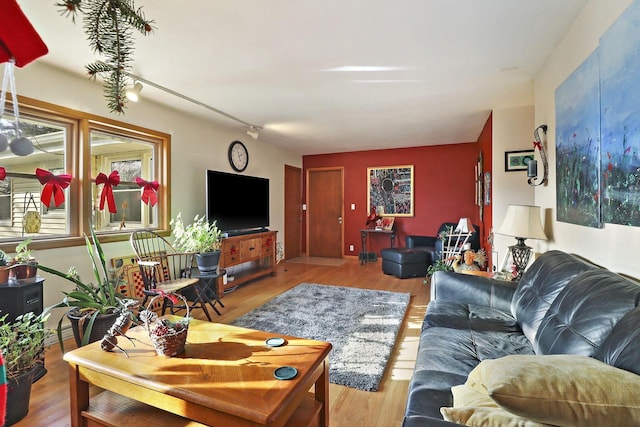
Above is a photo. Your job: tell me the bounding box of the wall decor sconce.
[528,125,548,186]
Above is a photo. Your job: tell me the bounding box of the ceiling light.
[247,127,259,140]
[126,81,143,102]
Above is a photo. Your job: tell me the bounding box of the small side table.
[360,228,396,264]
[193,270,226,317]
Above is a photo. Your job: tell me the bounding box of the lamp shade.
[454,217,472,233]
[497,205,547,240]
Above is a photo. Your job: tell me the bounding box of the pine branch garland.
[56,0,154,114]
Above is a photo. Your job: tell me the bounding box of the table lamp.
[497,205,547,279]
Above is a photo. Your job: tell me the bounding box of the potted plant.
[38,228,123,352]
[170,213,222,273]
[0,310,50,425]
[9,238,38,280]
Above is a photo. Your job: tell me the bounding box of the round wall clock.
[228,140,249,172]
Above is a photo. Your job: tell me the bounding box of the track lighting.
[247,127,259,140]
[125,81,143,102]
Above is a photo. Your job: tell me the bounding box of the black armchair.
[406,222,481,265]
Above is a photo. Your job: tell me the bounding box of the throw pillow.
[441,384,549,427]
[466,354,640,427]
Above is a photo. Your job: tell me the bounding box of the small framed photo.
[381,217,395,231]
[505,150,534,172]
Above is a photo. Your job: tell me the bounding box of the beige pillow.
[466,354,640,427]
[441,384,549,427]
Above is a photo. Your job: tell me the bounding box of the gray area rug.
[231,283,410,391]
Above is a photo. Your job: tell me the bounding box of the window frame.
[0,95,171,252]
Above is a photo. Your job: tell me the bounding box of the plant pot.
[196,250,221,274]
[6,367,36,426]
[10,263,38,280]
[0,265,9,284]
[67,309,119,348]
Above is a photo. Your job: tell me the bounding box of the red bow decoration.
[95,170,121,213]
[36,168,72,208]
[0,167,5,180]
[533,140,543,150]
[136,176,159,207]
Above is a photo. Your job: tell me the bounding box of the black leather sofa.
[403,250,640,426]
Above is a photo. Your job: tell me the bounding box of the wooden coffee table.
[64,317,332,427]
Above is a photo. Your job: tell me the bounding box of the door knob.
[338,216,343,224]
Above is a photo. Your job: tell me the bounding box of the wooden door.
[284,165,302,260]
[307,168,343,258]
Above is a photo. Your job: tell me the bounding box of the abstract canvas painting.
[555,48,602,228]
[600,0,640,226]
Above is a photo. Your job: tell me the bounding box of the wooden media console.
[218,230,277,296]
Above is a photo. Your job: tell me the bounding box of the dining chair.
[130,230,214,320]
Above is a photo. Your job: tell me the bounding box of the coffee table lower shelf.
[82,389,323,427]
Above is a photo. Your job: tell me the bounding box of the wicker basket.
[141,294,190,357]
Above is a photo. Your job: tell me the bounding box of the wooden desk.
[64,317,331,427]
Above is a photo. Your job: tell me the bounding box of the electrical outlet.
[349,244,354,252]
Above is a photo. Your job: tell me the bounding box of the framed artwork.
[556,48,602,228]
[381,217,395,231]
[504,150,534,172]
[367,165,414,217]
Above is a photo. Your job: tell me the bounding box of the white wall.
[491,106,535,269]
[12,61,301,328]
[534,0,637,276]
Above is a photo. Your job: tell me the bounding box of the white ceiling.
[17,1,587,155]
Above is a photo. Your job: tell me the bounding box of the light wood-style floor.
[15,258,429,427]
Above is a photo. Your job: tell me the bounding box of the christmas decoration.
[135,176,159,206]
[95,170,120,213]
[56,1,154,113]
[0,0,48,67]
[36,168,72,208]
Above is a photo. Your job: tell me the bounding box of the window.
[0,96,170,248]
[89,129,158,233]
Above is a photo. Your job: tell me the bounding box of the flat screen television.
[206,170,270,234]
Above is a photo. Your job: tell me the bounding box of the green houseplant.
[38,228,123,351]
[0,310,50,424]
[9,237,38,280]
[170,213,222,273]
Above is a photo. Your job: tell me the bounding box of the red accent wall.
[302,141,486,256]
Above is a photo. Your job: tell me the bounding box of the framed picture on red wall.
[367,165,414,217]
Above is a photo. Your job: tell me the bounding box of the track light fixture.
[122,72,262,133]
[247,126,259,140]
[125,81,143,102]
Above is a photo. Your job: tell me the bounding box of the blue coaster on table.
[273,366,297,380]
[265,337,286,347]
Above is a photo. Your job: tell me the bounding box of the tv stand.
[218,230,277,296]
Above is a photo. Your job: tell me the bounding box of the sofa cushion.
[465,354,640,427]
[510,250,596,344]
[440,384,548,427]
[424,300,520,332]
[595,305,640,375]
[406,326,534,421]
[534,269,640,355]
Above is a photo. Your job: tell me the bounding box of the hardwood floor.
[15,258,429,427]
